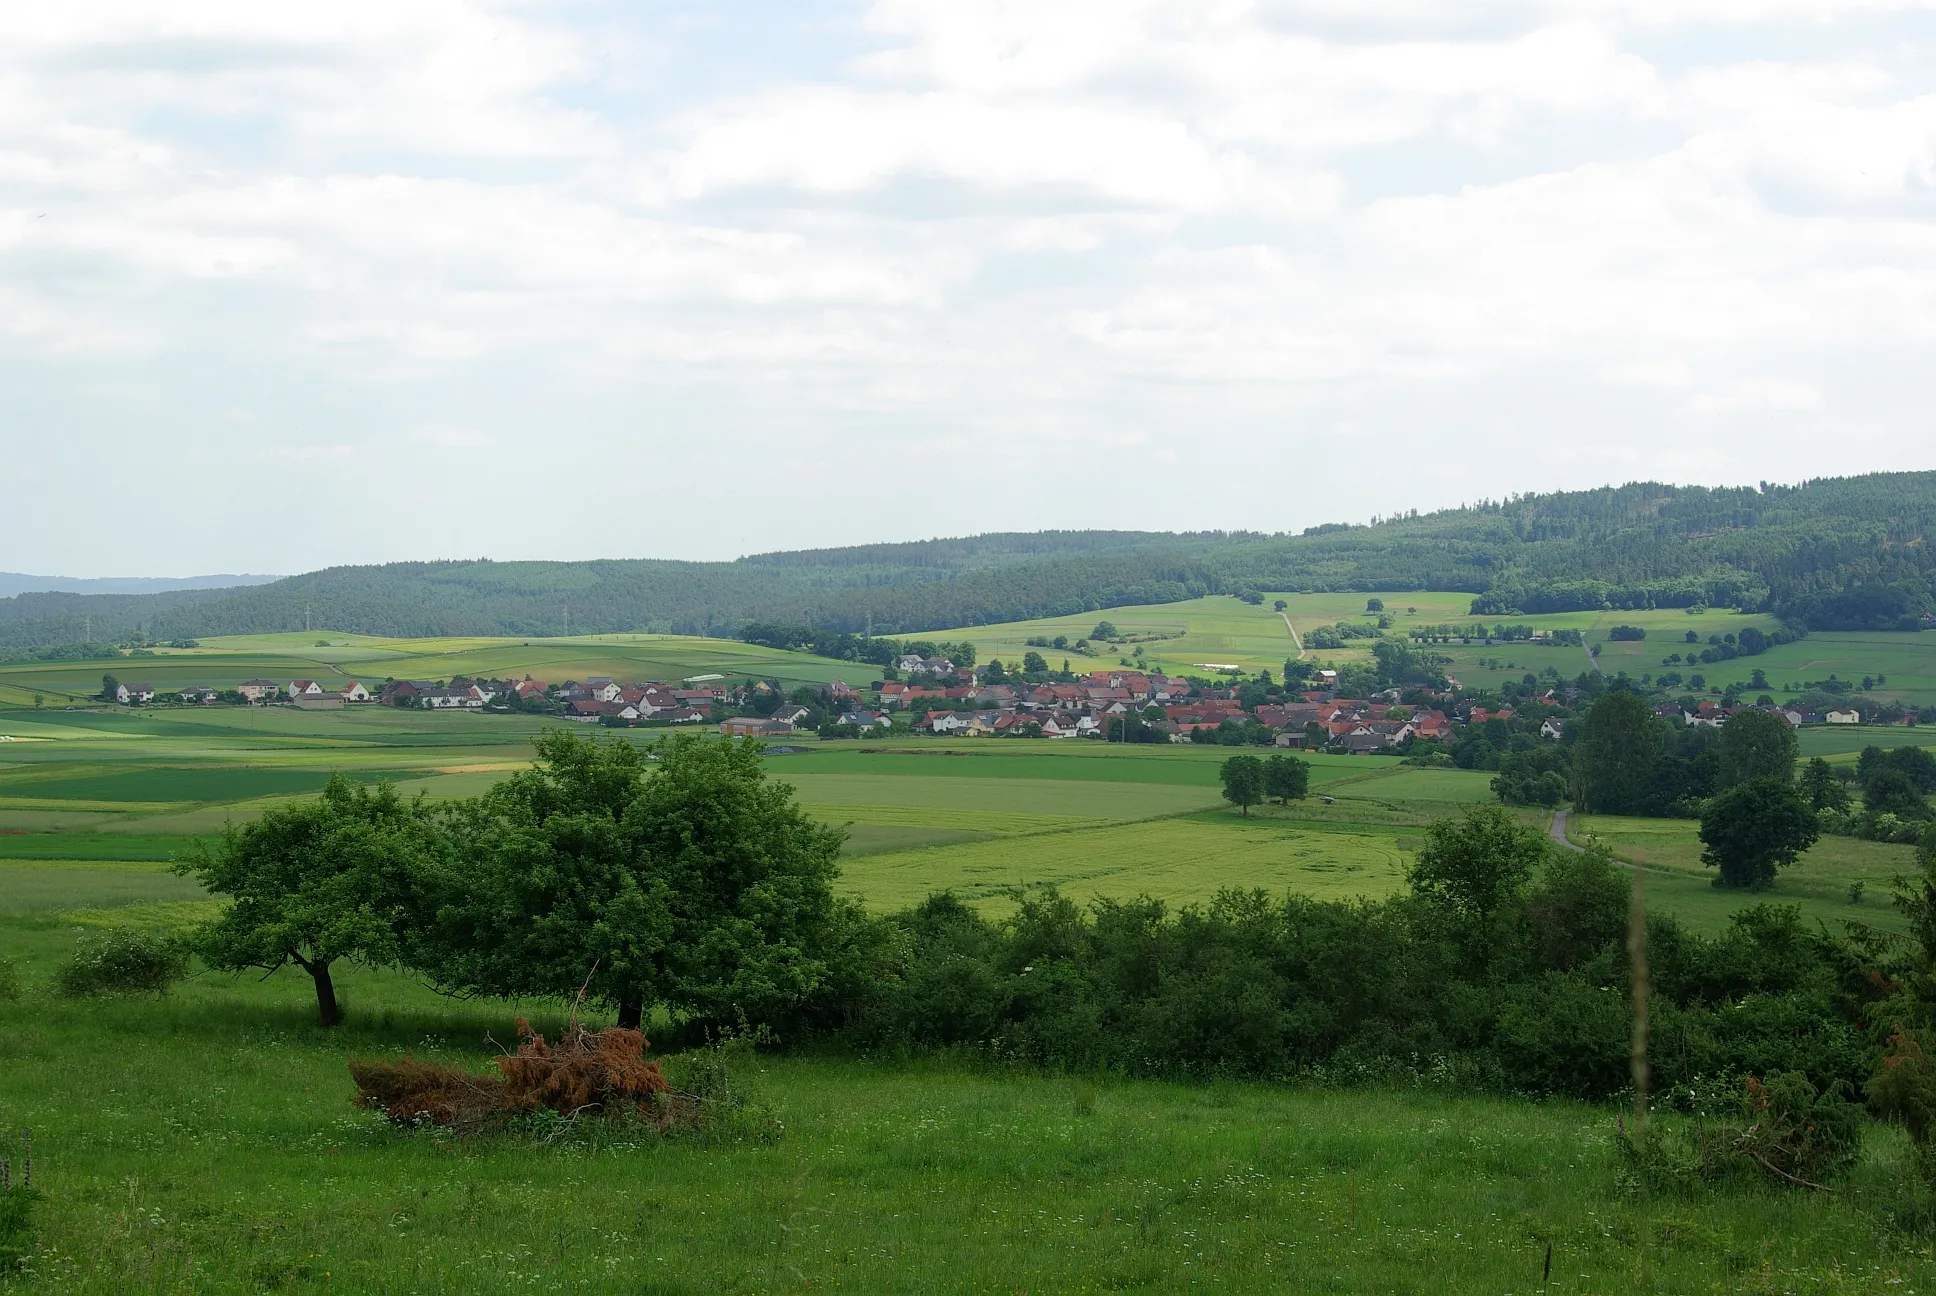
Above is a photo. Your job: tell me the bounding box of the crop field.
[0,631,866,704]
[9,679,1936,1288]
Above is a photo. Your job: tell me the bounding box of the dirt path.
[1279,611,1304,660]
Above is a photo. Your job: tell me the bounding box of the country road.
[1280,611,1304,660]
[1549,809,1583,853]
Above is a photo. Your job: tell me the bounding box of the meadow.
[11,647,1936,1288]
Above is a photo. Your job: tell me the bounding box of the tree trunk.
[617,998,643,1031]
[308,960,343,1027]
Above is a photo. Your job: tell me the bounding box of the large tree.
[1800,757,1851,812]
[1219,755,1265,816]
[1718,708,1799,788]
[1263,753,1310,804]
[1700,776,1820,889]
[423,730,851,1030]
[1575,690,1662,814]
[1408,804,1550,929]
[178,775,435,1026]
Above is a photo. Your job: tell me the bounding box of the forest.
[2,472,1932,647]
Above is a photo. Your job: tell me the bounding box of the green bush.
[55,929,188,998]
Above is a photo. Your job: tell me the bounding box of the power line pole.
[563,605,569,638]
[83,615,90,644]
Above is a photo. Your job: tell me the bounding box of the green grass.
[837,814,1416,911]
[0,860,208,911]
[1570,813,1917,934]
[0,916,1932,1292]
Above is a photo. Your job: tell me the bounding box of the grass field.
[11,666,1936,1288]
[5,877,1936,1291]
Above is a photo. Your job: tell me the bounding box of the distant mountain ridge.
[0,572,282,599]
[1,473,1931,647]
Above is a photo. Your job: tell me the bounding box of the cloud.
[2,0,1935,575]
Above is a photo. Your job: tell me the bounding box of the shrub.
[54,929,187,997]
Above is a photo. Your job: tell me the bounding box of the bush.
[54,929,187,997]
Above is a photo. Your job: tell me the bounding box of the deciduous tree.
[178,776,435,1026]
[1219,755,1265,816]
[1718,708,1798,788]
[1700,776,1819,889]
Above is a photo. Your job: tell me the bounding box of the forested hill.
[3,473,1932,647]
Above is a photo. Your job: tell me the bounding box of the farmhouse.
[237,679,280,703]
[1826,708,1862,724]
[286,680,325,699]
[114,682,155,704]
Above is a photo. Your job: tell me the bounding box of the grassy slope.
[1,923,1931,1293]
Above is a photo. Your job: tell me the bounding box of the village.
[100,644,1908,757]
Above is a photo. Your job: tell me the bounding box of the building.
[1826,709,1862,725]
[340,681,371,703]
[115,682,155,704]
[237,679,280,703]
[721,717,793,737]
[286,680,325,699]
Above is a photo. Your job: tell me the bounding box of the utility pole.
[304,604,311,633]
[563,605,569,638]
[82,616,90,644]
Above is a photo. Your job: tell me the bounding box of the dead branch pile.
[350,1018,669,1130]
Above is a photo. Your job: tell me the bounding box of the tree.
[1718,708,1798,788]
[1091,621,1119,641]
[1801,757,1851,812]
[1866,769,1931,819]
[983,659,1007,683]
[1022,651,1048,675]
[1575,691,1661,814]
[1365,598,1384,613]
[101,673,119,702]
[424,730,851,1030]
[1273,600,1287,612]
[1219,755,1265,816]
[1263,753,1310,804]
[1408,804,1548,931]
[177,776,434,1026]
[1701,776,1819,889]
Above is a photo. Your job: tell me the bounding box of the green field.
[0,631,870,705]
[10,649,1936,1289]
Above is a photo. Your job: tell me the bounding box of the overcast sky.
[3,1,1934,577]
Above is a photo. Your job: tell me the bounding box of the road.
[1549,809,1584,853]
[1279,611,1304,660]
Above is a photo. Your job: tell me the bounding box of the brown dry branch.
[350,1018,670,1132]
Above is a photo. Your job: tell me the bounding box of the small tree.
[1718,708,1798,788]
[1219,755,1265,816]
[1365,598,1384,613]
[178,776,434,1026]
[1700,776,1819,890]
[1408,804,1548,930]
[1022,651,1048,675]
[1800,757,1850,812]
[1263,753,1310,804]
[1091,621,1119,641]
[100,673,119,702]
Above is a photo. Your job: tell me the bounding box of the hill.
[0,572,280,598]
[2,473,1931,647]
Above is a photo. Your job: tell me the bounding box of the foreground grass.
[2,915,1935,1293]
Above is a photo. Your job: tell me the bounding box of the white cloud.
[2,1,1934,574]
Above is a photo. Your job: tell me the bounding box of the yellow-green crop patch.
[779,772,1220,821]
[838,817,1412,912]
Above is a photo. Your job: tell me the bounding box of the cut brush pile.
[351,1018,671,1132]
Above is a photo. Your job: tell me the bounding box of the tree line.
[6,473,1933,647]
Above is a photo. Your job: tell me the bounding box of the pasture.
[8,683,1936,1289]
[3,943,1929,1292]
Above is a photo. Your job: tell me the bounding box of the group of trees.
[8,474,1935,647]
[1216,753,1312,814]
[180,733,859,1030]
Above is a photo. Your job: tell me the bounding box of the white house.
[115,682,155,704]
[1826,709,1862,725]
[287,680,324,699]
[340,681,371,703]
[237,679,279,703]
[928,712,969,734]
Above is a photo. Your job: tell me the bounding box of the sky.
[3,1,1934,577]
